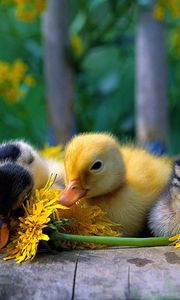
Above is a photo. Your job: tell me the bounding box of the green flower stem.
[51,232,171,247]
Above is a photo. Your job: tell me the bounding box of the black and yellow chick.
[0,140,63,220]
[148,158,180,236]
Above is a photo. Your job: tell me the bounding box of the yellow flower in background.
[169,234,180,248]
[35,0,46,12]
[14,0,47,21]
[3,88,20,103]
[154,1,180,57]
[168,0,180,18]
[4,176,66,263]
[70,34,84,56]
[41,145,64,160]
[0,0,47,22]
[24,75,36,86]
[154,0,180,21]
[154,5,165,21]
[0,59,35,104]
[0,0,46,21]
[9,59,27,84]
[15,9,36,22]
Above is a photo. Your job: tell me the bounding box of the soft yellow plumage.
[60,133,172,236]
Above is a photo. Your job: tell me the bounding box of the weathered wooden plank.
[0,246,180,300]
[74,247,180,300]
[74,249,128,300]
[0,252,78,300]
[126,247,180,300]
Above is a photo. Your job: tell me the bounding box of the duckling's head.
[13,140,49,190]
[0,140,49,219]
[60,133,126,207]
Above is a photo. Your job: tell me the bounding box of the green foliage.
[70,0,136,142]
[0,84,46,146]
[0,4,46,147]
[0,0,179,153]
[70,0,180,153]
[166,9,180,154]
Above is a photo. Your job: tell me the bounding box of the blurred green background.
[0,0,179,154]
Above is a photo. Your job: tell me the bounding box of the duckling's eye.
[90,160,103,172]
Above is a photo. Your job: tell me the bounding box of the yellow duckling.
[60,133,172,236]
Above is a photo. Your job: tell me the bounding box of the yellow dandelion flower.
[4,176,66,263]
[169,234,180,248]
[41,144,64,160]
[58,200,121,249]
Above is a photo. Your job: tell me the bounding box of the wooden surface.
[0,246,180,300]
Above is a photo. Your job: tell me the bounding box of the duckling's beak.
[60,180,87,207]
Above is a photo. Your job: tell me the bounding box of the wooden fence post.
[43,0,76,144]
[136,2,168,152]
